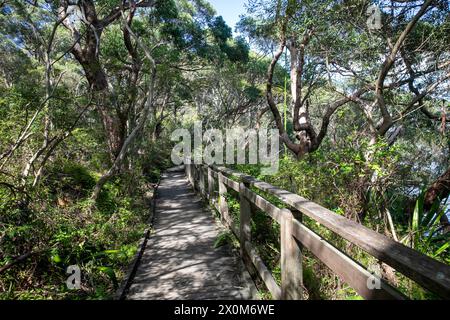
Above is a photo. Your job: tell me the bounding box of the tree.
[239,0,449,158]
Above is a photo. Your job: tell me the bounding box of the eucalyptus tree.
[1,0,249,197]
[61,0,259,197]
[188,52,273,129]
[0,1,94,191]
[239,0,449,158]
[236,0,450,236]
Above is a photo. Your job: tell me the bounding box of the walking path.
[127,168,257,300]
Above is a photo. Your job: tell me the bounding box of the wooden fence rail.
[185,163,450,300]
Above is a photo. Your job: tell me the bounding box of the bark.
[375,0,433,135]
[265,22,367,158]
[79,58,109,91]
[428,170,450,233]
[266,38,303,156]
[96,98,125,159]
[91,16,157,200]
[60,2,118,160]
[59,1,151,161]
[424,167,450,214]
[424,168,450,232]
[92,68,156,200]
[266,36,367,158]
[255,106,270,130]
[286,30,317,157]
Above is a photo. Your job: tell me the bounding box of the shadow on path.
[126,170,257,300]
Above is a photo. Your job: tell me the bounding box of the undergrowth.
[0,160,161,300]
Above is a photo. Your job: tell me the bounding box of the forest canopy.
[0,0,448,300]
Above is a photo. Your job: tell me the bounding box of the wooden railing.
[185,164,450,300]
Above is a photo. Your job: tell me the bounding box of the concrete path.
[127,168,257,300]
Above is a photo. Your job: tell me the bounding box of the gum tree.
[239,0,449,158]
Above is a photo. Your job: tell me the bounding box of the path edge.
[113,179,160,300]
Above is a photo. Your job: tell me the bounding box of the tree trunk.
[424,167,450,232]
[424,167,450,211]
[96,100,125,160]
[79,58,109,91]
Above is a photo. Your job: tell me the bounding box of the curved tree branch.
[375,0,434,135]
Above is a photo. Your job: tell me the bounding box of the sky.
[208,0,247,32]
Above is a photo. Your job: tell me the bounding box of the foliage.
[0,0,449,301]
[406,193,449,264]
[0,159,158,299]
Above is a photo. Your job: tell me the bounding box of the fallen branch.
[0,250,44,274]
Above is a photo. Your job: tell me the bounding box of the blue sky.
[208,0,247,32]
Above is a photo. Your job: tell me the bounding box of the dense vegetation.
[0,0,449,300]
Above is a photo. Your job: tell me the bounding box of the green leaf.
[412,192,425,232]
[412,200,420,232]
[426,208,447,245]
[433,242,450,257]
[104,250,120,254]
[421,198,442,228]
[51,254,62,264]
[214,231,231,248]
[98,266,119,289]
[412,193,425,248]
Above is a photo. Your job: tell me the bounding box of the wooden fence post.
[292,209,303,253]
[192,164,198,190]
[186,163,192,186]
[198,165,205,196]
[207,167,214,201]
[240,182,253,271]
[218,172,230,226]
[281,209,303,300]
[188,164,191,184]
